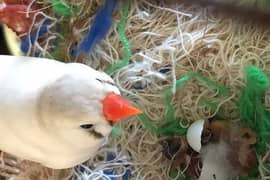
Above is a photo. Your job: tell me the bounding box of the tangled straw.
[139,72,229,137]
[106,0,132,75]
[49,0,75,16]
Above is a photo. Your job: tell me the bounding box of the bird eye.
[96,78,115,86]
[79,124,104,139]
[80,124,93,129]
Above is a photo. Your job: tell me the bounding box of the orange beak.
[102,93,142,123]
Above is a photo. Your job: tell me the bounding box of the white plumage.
[199,141,232,180]
[0,55,120,169]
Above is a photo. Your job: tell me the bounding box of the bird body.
[0,55,140,169]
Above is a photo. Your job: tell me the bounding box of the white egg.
[186,119,205,153]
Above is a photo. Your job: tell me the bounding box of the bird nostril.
[80,124,93,129]
[108,121,114,126]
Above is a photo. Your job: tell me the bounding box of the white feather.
[0,55,119,169]
[199,141,233,180]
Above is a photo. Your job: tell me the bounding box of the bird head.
[38,63,142,141]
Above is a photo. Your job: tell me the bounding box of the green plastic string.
[49,0,77,17]
[238,167,259,180]
[111,127,122,137]
[169,170,190,180]
[266,0,270,7]
[139,73,229,137]
[138,114,159,134]
[162,73,229,123]
[239,66,270,154]
[105,0,132,75]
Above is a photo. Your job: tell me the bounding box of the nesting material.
[2,0,270,179]
[189,0,270,13]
